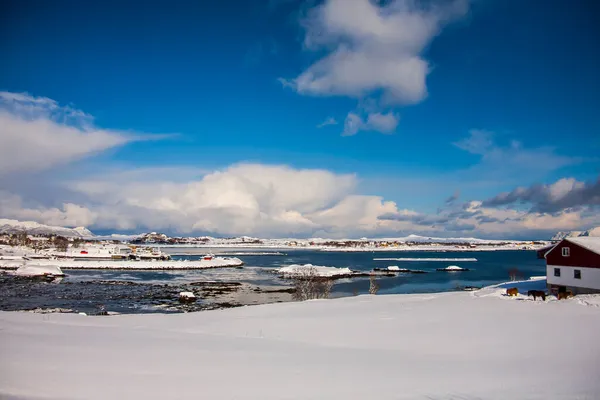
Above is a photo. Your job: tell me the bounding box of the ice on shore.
[12,264,65,277]
[1,257,244,270]
[278,264,353,278]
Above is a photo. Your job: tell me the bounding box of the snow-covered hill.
[552,227,600,241]
[0,219,94,238]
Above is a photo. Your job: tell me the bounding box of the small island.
[436,265,470,272]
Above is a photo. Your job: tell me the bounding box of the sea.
[62,249,547,297]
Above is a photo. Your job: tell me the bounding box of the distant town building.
[546,237,600,294]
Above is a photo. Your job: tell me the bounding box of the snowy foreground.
[2,289,600,400]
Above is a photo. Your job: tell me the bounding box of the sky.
[1,0,599,239]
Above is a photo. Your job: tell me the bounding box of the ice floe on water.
[278,264,353,278]
[11,264,65,278]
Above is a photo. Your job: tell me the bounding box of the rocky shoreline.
[0,272,295,315]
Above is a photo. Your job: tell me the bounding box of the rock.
[179,291,196,303]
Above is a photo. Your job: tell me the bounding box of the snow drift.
[1,291,599,399]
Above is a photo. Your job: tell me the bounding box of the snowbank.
[11,264,65,277]
[1,291,599,399]
[278,264,353,278]
[1,257,244,270]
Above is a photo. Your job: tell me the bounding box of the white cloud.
[0,91,165,175]
[60,164,374,237]
[3,163,600,239]
[343,111,399,136]
[452,129,584,184]
[482,176,600,213]
[317,116,338,128]
[0,191,96,227]
[281,0,468,105]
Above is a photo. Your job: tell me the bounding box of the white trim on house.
[547,265,600,291]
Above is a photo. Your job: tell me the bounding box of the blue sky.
[1,0,599,239]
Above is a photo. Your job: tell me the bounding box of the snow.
[178,292,196,300]
[1,290,599,399]
[278,264,353,278]
[11,264,65,277]
[444,265,463,271]
[552,227,600,240]
[565,236,600,255]
[0,257,244,270]
[0,218,94,238]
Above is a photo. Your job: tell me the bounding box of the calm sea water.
[64,250,546,297]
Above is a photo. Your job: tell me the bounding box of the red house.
[545,237,600,294]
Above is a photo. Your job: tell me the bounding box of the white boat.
[130,246,171,261]
[65,244,134,260]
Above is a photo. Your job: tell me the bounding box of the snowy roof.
[565,237,600,256]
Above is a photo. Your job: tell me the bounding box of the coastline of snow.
[0,257,244,270]
[278,264,353,278]
[1,290,599,399]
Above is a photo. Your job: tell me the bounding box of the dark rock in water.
[373,268,428,274]
[258,287,296,294]
[190,281,242,287]
[436,267,470,272]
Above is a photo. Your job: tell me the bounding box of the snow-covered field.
[1,288,599,400]
[0,257,244,270]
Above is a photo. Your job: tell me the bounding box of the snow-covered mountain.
[552,227,600,241]
[0,219,94,238]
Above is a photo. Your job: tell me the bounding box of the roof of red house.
[565,237,600,256]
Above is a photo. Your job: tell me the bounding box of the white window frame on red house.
[562,247,570,257]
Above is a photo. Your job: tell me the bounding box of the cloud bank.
[1,91,598,239]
